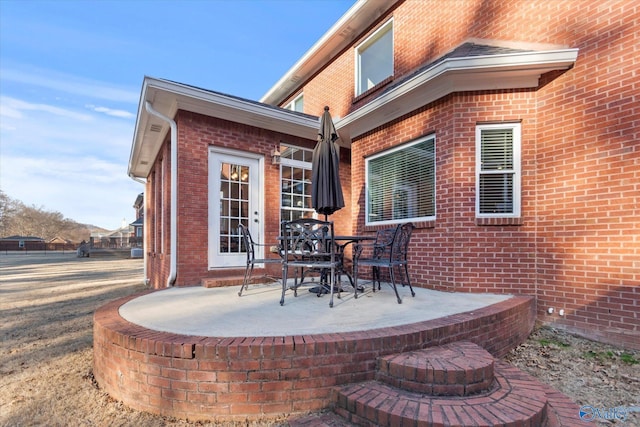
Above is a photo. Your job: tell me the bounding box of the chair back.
[281,218,335,263]
[389,222,414,264]
[372,227,396,259]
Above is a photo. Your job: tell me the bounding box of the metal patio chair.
[280,218,340,307]
[353,222,415,304]
[238,223,282,297]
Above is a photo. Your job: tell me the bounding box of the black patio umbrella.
[312,106,345,219]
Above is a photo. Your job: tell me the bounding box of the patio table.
[277,234,375,295]
[310,235,376,294]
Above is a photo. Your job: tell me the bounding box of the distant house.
[89,223,134,249]
[0,236,45,251]
[130,193,144,248]
[48,236,72,245]
[128,0,639,349]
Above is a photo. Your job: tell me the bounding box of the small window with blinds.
[476,123,521,218]
[366,135,435,225]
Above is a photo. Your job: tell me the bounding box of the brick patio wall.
[93,292,534,422]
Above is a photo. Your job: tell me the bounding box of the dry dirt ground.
[1,253,638,426]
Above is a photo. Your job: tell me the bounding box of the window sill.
[353,76,393,104]
[363,219,435,233]
[475,217,523,226]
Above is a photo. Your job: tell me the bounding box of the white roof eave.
[260,0,395,105]
[128,78,320,178]
[129,48,578,177]
[335,48,579,143]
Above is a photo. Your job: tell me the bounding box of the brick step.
[201,276,245,288]
[201,276,282,288]
[377,341,494,396]
[335,361,549,427]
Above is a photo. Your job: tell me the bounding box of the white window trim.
[355,18,394,97]
[475,122,521,218]
[286,93,304,112]
[279,144,315,221]
[365,134,436,226]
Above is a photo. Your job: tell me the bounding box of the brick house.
[128,0,639,349]
[129,193,144,248]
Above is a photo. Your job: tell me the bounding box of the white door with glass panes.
[209,148,263,268]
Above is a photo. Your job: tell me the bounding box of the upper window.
[476,123,521,218]
[355,19,393,96]
[286,94,304,112]
[366,135,435,225]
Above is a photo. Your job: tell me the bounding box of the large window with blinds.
[366,135,435,225]
[476,123,521,217]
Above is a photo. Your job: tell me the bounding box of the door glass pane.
[220,161,250,254]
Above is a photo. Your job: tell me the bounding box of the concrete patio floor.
[118,282,511,337]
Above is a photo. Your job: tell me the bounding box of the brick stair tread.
[336,361,548,427]
[202,275,281,288]
[201,276,245,288]
[377,341,495,396]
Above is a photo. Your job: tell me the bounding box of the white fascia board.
[128,77,158,178]
[129,77,319,178]
[260,0,394,106]
[336,48,579,142]
[147,78,319,129]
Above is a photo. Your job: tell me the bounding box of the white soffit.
[128,78,319,178]
[335,48,579,143]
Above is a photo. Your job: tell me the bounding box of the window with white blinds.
[366,135,435,225]
[476,123,521,217]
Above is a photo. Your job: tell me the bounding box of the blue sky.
[0,0,354,229]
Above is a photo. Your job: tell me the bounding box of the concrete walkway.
[119,282,511,337]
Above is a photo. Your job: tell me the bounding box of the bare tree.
[0,191,91,243]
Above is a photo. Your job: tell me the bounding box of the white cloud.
[1,153,142,228]
[0,102,23,119]
[1,96,93,121]
[85,104,135,119]
[0,93,140,228]
[0,63,139,104]
[0,64,140,229]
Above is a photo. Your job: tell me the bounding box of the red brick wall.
[146,141,171,287]
[146,111,352,288]
[532,2,640,349]
[298,0,639,348]
[144,0,638,349]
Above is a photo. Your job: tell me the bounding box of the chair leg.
[280,265,288,306]
[238,263,253,296]
[329,267,335,308]
[373,267,381,291]
[353,262,359,299]
[403,263,415,297]
[389,267,402,304]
